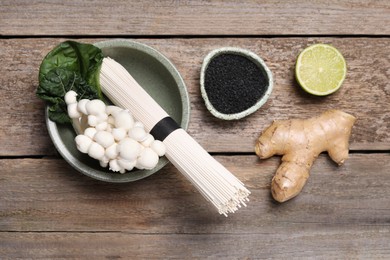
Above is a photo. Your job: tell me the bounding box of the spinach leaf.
[37,67,101,123]
[36,41,104,124]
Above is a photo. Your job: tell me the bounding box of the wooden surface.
[1,1,389,259]
[1,0,390,35]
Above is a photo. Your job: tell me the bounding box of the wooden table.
[1,1,389,258]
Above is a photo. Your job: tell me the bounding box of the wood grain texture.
[1,154,389,233]
[1,0,389,36]
[1,228,389,259]
[0,38,389,155]
[1,1,389,259]
[1,154,389,258]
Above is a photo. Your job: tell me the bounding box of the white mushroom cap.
[137,148,159,170]
[77,99,90,115]
[98,113,108,122]
[86,99,106,115]
[75,134,93,153]
[135,160,145,170]
[117,158,136,171]
[114,110,134,130]
[105,143,119,160]
[106,105,122,116]
[87,142,105,160]
[117,138,141,161]
[84,127,97,140]
[141,134,155,147]
[95,121,108,131]
[67,103,81,119]
[151,140,166,156]
[128,126,147,142]
[94,131,115,148]
[88,115,100,126]
[112,128,127,142]
[65,90,78,105]
[71,97,164,173]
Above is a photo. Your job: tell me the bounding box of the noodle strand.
[100,57,250,216]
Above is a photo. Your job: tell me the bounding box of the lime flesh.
[295,44,347,96]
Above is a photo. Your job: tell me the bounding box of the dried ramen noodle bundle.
[100,57,250,216]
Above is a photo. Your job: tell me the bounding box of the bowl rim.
[95,39,191,131]
[200,47,273,120]
[46,39,190,183]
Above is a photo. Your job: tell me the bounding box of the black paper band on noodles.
[150,116,181,141]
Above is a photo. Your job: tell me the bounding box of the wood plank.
[1,154,390,232]
[1,38,389,155]
[1,0,389,36]
[1,228,389,259]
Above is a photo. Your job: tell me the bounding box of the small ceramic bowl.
[200,47,273,120]
[46,39,190,182]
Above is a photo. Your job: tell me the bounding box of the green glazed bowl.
[46,39,190,182]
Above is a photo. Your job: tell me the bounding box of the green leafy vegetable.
[36,41,104,123]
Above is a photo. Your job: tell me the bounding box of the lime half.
[295,43,347,96]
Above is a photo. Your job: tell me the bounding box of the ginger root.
[255,109,356,202]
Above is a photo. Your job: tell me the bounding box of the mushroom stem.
[72,118,83,135]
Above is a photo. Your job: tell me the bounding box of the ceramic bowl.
[200,47,273,120]
[46,39,190,182]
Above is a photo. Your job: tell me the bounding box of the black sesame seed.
[204,53,268,115]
